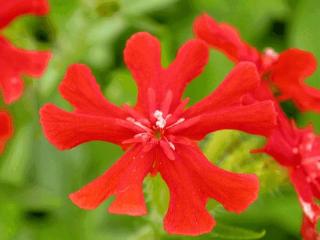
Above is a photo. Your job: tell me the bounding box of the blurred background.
[1,0,320,239]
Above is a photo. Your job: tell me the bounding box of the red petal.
[59,64,126,118]
[271,49,320,112]
[264,115,301,166]
[291,168,314,203]
[0,111,13,153]
[165,39,209,109]
[301,214,320,240]
[40,104,136,149]
[185,62,260,117]
[158,144,259,235]
[0,0,49,29]
[0,36,51,103]
[193,14,260,64]
[172,100,276,140]
[69,146,152,216]
[124,32,162,112]
[290,168,320,240]
[158,150,215,236]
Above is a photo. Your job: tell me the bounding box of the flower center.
[124,109,186,160]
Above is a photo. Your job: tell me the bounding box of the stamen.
[160,140,175,160]
[123,104,151,127]
[168,141,175,150]
[165,114,172,120]
[126,117,152,132]
[167,116,200,133]
[167,118,185,129]
[134,133,150,141]
[306,143,313,151]
[163,136,175,150]
[264,47,278,59]
[292,148,299,154]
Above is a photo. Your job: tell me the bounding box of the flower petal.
[264,115,301,166]
[301,214,320,240]
[0,36,51,103]
[0,111,13,154]
[59,64,126,118]
[40,104,136,149]
[165,39,209,109]
[158,143,259,235]
[185,62,260,117]
[172,101,276,140]
[193,14,260,64]
[124,32,162,112]
[0,0,49,29]
[70,146,152,216]
[290,168,320,240]
[158,149,215,236]
[271,49,320,112]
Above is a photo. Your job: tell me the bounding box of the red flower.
[0,110,13,153]
[194,14,320,239]
[0,0,51,104]
[40,32,277,236]
[193,14,320,113]
[264,115,320,240]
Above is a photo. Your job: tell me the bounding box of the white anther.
[264,47,278,59]
[292,147,299,154]
[154,110,166,129]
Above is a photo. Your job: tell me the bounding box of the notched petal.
[40,104,135,149]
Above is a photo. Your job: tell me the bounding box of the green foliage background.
[1,0,320,239]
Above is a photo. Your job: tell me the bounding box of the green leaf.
[210,223,265,240]
[163,223,265,240]
[0,125,34,186]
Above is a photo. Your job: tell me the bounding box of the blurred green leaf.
[210,223,265,240]
[0,125,33,186]
[204,130,287,193]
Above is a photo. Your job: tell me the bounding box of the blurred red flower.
[0,0,51,104]
[0,110,13,153]
[40,32,277,235]
[264,113,320,240]
[194,14,320,239]
[194,14,320,113]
